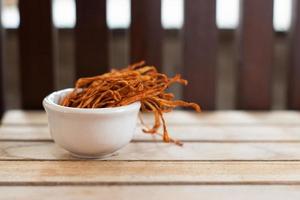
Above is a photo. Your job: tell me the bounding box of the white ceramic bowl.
[43,88,141,158]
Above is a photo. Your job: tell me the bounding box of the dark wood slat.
[75,0,108,78]
[18,0,56,109]
[130,0,162,68]
[0,1,3,117]
[288,0,300,110]
[236,0,274,110]
[183,0,218,110]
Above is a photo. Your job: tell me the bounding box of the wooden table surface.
[1,110,300,199]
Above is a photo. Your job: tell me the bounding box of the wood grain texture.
[1,161,300,184]
[130,0,162,68]
[288,0,300,109]
[18,0,56,109]
[1,111,300,197]
[1,125,300,142]
[1,186,300,200]
[75,0,108,78]
[2,141,300,161]
[183,0,218,110]
[2,111,300,126]
[236,0,274,109]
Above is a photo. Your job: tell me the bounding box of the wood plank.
[2,110,46,125]
[0,126,50,140]
[130,0,162,68]
[2,110,300,126]
[2,141,300,160]
[183,0,218,110]
[75,0,108,78]
[1,125,300,142]
[236,0,274,109]
[288,0,300,109]
[1,185,300,200]
[1,161,300,184]
[18,0,56,109]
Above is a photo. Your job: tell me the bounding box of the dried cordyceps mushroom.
[61,61,201,146]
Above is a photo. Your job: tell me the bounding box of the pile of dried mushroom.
[61,61,201,146]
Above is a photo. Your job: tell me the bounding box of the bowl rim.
[43,88,141,114]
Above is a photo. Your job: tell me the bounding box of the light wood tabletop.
[1,110,300,199]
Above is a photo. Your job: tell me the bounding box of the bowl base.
[69,152,116,159]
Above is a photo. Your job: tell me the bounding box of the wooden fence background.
[0,0,299,116]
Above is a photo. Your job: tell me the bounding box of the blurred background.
[0,0,299,111]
